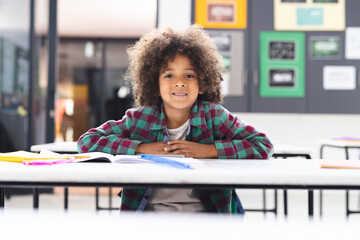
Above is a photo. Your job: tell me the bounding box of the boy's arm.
[214,110,273,159]
[77,113,142,155]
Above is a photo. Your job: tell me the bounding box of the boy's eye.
[164,74,173,78]
[186,74,195,78]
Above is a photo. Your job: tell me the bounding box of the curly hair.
[125,25,224,106]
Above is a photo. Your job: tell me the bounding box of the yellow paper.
[0,151,90,163]
[274,0,345,31]
[320,159,360,169]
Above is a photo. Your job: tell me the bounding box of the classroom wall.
[235,112,360,159]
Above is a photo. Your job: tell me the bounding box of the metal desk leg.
[64,187,69,210]
[274,189,278,215]
[319,145,324,217]
[33,188,39,209]
[346,190,350,217]
[262,189,266,214]
[96,187,100,210]
[0,187,4,208]
[345,147,349,160]
[308,190,314,217]
[320,190,323,217]
[108,187,112,210]
[283,189,288,216]
[345,147,350,217]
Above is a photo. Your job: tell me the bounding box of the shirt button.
[144,195,149,200]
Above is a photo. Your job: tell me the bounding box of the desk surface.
[0,211,358,239]
[1,159,360,189]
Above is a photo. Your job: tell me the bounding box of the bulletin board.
[274,0,345,31]
[195,0,247,29]
[259,32,305,98]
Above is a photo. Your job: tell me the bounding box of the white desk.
[1,211,358,240]
[30,141,313,215]
[320,139,360,160]
[30,141,78,153]
[1,159,360,217]
[273,144,312,159]
[319,139,360,216]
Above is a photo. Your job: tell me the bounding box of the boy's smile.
[159,54,202,119]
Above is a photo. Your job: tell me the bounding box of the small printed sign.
[309,36,341,59]
[297,8,323,26]
[323,66,356,90]
[269,69,295,87]
[269,41,295,60]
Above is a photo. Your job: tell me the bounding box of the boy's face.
[159,54,202,116]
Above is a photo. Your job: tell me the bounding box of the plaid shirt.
[77,100,273,213]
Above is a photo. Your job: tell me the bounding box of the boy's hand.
[164,140,218,158]
[135,142,170,155]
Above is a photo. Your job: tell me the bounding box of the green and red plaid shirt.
[77,100,273,213]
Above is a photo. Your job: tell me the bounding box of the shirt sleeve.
[77,110,142,155]
[213,107,273,159]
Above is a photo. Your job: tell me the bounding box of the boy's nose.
[174,79,186,87]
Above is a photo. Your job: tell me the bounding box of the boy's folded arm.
[215,137,273,159]
[214,114,273,159]
[77,119,142,155]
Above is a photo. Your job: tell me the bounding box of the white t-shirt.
[146,119,204,213]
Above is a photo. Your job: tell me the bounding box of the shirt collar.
[149,101,208,131]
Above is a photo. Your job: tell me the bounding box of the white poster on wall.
[345,27,360,59]
[157,0,191,30]
[221,71,230,96]
[323,66,356,90]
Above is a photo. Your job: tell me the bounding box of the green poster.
[259,31,305,97]
[310,36,340,59]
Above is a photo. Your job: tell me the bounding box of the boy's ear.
[199,87,204,94]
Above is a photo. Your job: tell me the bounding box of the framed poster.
[259,31,305,97]
[195,0,247,29]
[274,0,345,31]
[208,30,245,96]
[309,36,341,59]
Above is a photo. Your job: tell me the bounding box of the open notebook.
[0,150,200,169]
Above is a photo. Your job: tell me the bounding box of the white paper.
[157,0,191,30]
[345,27,360,59]
[323,66,356,90]
[113,155,201,164]
[221,71,230,96]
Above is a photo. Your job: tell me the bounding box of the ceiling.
[34,0,157,38]
[57,0,157,38]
